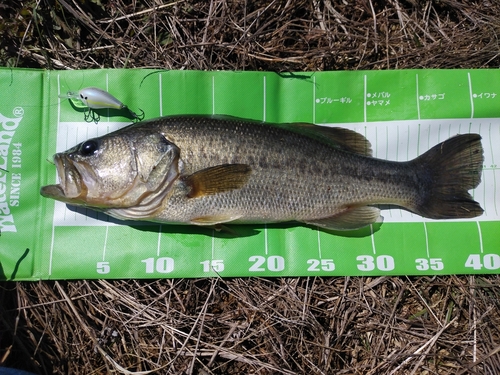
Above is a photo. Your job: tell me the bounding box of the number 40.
[465,254,500,270]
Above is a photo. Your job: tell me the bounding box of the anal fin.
[304,206,382,231]
[191,214,243,226]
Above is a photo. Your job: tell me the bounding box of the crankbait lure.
[60,87,144,123]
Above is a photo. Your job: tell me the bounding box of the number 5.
[96,261,110,274]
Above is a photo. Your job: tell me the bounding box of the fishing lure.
[60,87,144,123]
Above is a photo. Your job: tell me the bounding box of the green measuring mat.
[1,68,499,280]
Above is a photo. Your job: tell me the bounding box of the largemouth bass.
[40,115,484,230]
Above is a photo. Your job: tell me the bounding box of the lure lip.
[58,91,87,109]
[58,91,80,100]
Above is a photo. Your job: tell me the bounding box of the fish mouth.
[40,154,90,205]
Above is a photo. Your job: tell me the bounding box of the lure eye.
[80,140,99,156]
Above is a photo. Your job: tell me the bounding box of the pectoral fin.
[305,206,382,230]
[184,164,252,198]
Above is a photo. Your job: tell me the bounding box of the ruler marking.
[468,72,474,119]
[212,76,215,115]
[476,222,484,254]
[159,73,163,116]
[493,161,498,217]
[313,75,316,124]
[212,232,215,259]
[264,224,269,256]
[416,74,421,120]
[48,224,55,276]
[317,230,322,259]
[57,74,62,130]
[396,124,400,161]
[105,73,110,121]
[157,225,162,257]
[385,125,389,159]
[386,126,394,218]
[423,222,430,258]
[396,126,403,217]
[48,74,64,276]
[406,124,411,166]
[471,121,481,204]
[370,224,376,255]
[427,123,431,152]
[488,124,498,216]
[263,75,266,122]
[364,75,367,123]
[417,123,421,157]
[103,225,109,261]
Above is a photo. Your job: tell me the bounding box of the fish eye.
[80,140,99,156]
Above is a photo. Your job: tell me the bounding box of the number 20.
[249,255,285,272]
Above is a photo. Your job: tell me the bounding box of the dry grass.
[3,277,500,374]
[2,0,500,374]
[3,0,500,70]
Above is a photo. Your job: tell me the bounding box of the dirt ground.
[1,0,500,374]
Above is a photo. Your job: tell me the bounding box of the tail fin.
[411,134,484,219]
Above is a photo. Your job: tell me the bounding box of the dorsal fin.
[291,124,372,156]
[209,115,372,156]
